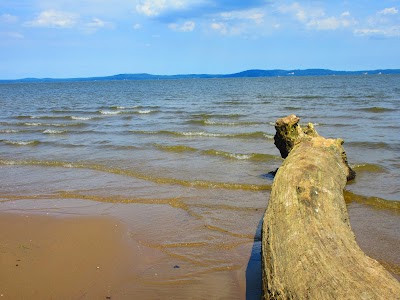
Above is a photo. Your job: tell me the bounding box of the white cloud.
[307,14,356,30]
[278,2,324,23]
[307,17,341,30]
[209,21,250,36]
[279,3,356,31]
[133,23,142,30]
[83,17,114,33]
[34,0,137,18]
[0,14,19,24]
[210,22,228,35]
[378,7,398,15]
[136,0,202,17]
[341,11,351,17]
[168,21,195,32]
[219,9,264,25]
[206,8,271,37]
[356,6,399,38]
[25,9,79,28]
[354,26,400,37]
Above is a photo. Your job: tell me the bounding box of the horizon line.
[1,68,400,82]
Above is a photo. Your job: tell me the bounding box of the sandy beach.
[0,213,165,299]
[0,211,255,299]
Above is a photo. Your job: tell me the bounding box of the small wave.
[108,105,132,110]
[130,130,273,139]
[116,110,154,115]
[1,140,40,146]
[23,122,85,127]
[16,115,69,120]
[280,95,324,100]
[188,120,260,126]
[268,121,319,127]
[0,159,271,191]
[99,110,121,115]
[296,95,324,99]
[358,107,395,113]
[138,110,157,114]
[71,116,92,120]
[154,144,197,152]
[344,190,400,211]
[102,105,157,110]
[43,129,66,134]
[351,163,387,173]
[24,122,42,126]
[101,145,140,150]
[153,144,278,161]
[219,100,244,106]
[299,122,320,127]
[284,106,302,111]
[191,113,243,119]
[201,149,277,161]
[330,123,354,128]
[0,129,19,133]
[347,141,391,150]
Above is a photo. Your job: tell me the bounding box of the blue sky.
[1,0,399,79]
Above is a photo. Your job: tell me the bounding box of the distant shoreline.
[1,68,400,83]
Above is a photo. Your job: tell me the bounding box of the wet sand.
[0,201,398,299]
[348,203,400,281]
[0,211,253,299]
[0,213,165,299]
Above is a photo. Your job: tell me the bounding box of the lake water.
[0,75,399,297]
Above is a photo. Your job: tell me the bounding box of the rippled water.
[1,75,399,296]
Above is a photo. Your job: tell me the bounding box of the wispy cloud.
[168,20,195,32]
[24,9,79,28]
[135,0,267,21]
[83,17,114,33]
[378,7,398,15]
[136,0,204,17]
[355,6,399,38]
[307,13,356,30]
[354,27,400,38]
[278,2,324,23]
[0,13,19,24]
[209,7,267,36]
[133,23,142,30]
[278,2,356,31]
[23,8,114,34]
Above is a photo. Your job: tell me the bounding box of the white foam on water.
[99,110,121,115]
[71,116,92,120]
[43,129,65,134]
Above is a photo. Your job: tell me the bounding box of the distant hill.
[1,69,400,83]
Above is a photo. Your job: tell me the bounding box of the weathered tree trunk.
[262,115,400,299]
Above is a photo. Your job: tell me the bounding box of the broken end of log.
[274,115,355,181]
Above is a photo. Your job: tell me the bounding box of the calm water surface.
[1,75,399,297]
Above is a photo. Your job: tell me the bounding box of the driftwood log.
[262,115,400,299]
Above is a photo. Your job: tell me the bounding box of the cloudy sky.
[1,0,399,79]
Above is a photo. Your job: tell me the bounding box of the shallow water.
[0,75,399,296]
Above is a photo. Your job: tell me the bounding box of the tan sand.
[0,212,164,299]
